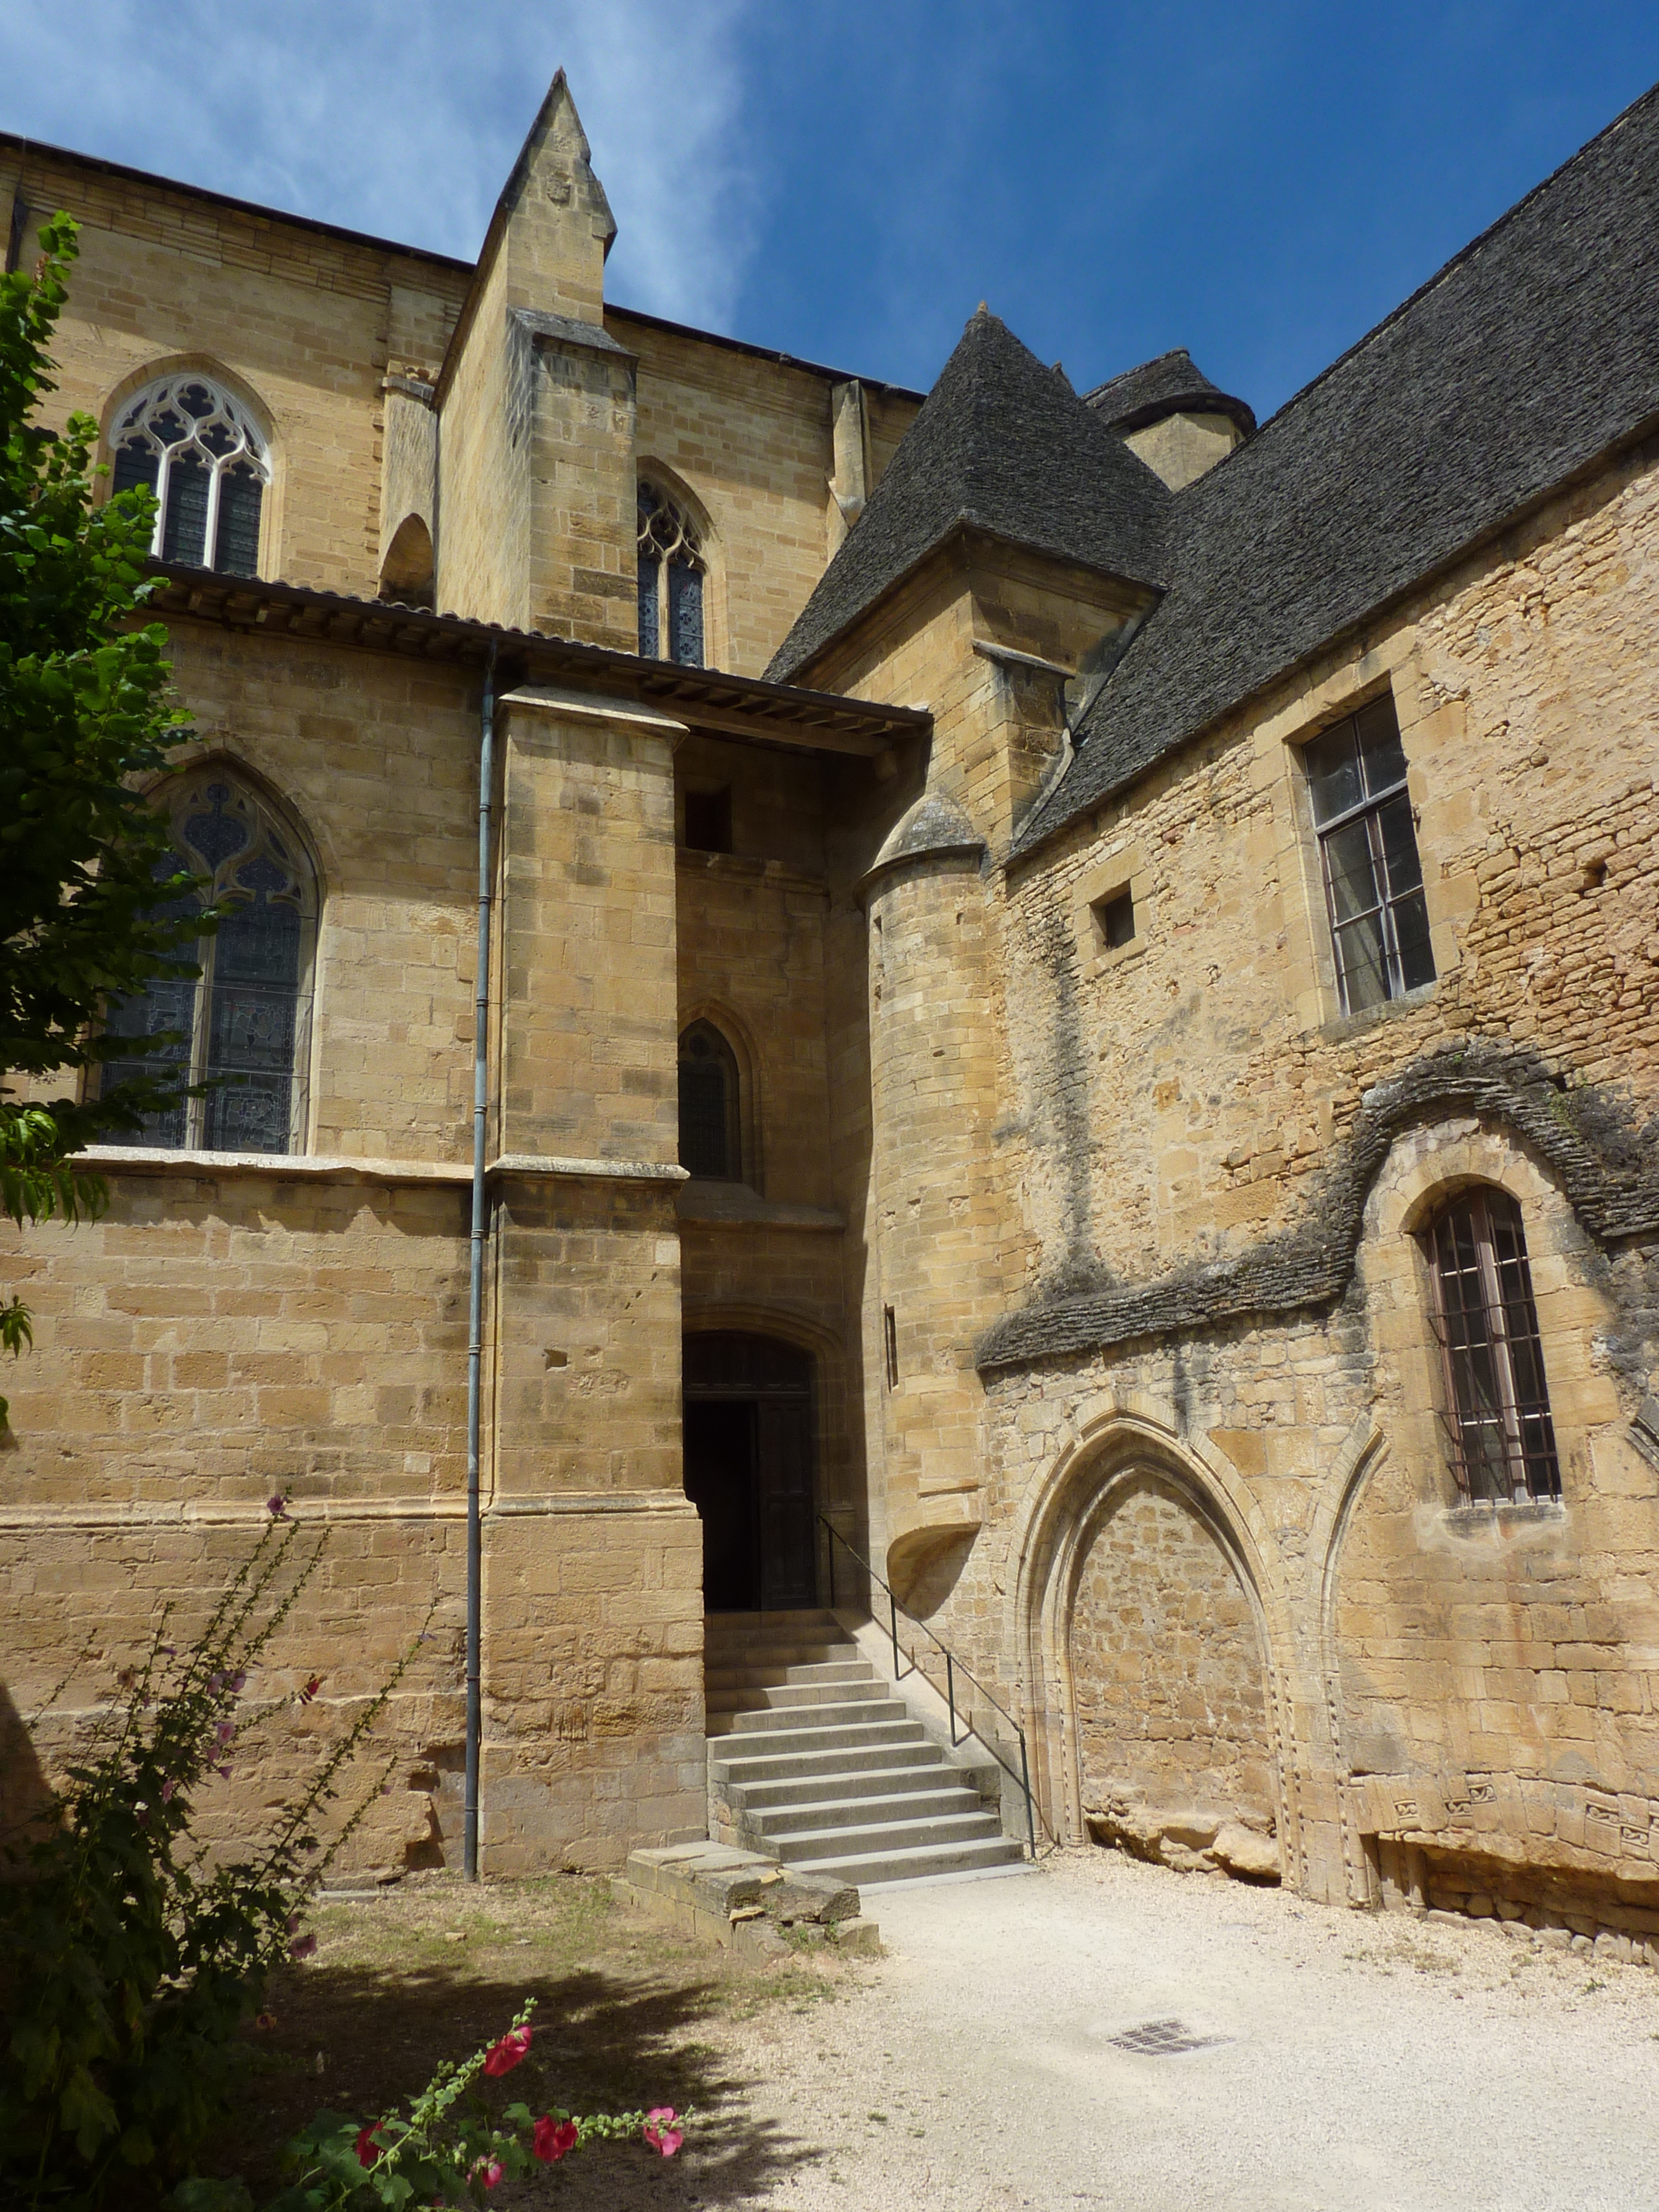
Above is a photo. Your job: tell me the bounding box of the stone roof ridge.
[765,309,1171,686]
[1085,347,1256,438]
[1010,74,1659,861]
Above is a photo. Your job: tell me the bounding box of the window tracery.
[109,375,269,577]
[637,483,705,665]
[102,772,315,1155]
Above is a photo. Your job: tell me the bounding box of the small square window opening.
[1094,888,1135,950]
[683,787,732,854]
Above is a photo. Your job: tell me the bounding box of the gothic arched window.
[677,1021,740,1180]
[637,483,705,666]
[109,375,270,576]
[101,773,317,1154]
[1422,1187,1561,1503]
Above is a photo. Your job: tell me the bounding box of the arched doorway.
[683,1332,816,1611]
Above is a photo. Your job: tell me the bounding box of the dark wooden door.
[683,1333,817,1612]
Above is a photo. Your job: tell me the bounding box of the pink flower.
[208,1672,226,1694]
[267,1494,289,1519]
[230,1671,247,1692]
[474,2159,503,2190]
[289,1932,318,1961]
[355,2123,383,2167]
[532,2115,578,2163]
[215,1720,235,1744]
[482,2026,532,2076]
[160,1778,176,1803]
[643,2108,683,2157]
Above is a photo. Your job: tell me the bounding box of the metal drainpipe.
[463,640,498,1882]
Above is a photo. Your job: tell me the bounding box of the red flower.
[481,2025,532,2076]
[355,2122,383,2167]
[299,1674,324,1704]
[532,2114,578,2162]
[643,2107,683,2157]
[474,2158,503,2190]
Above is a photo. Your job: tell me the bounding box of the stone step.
[748,1784,984,1840]
[782,1832,1028,1888]
[705,1658,873,1694]
[731,1758,958,1812]
[722,1694,905,1736]
[768,1808,1007,1864]
[713,1715,923,1761]
[710,1735,942,1787]
[705,1676,883,1718]
[703,1640,856,1672]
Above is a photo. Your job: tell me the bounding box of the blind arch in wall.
[677,1021,740,1180]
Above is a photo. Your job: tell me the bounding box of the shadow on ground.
[227,1946,827,2205]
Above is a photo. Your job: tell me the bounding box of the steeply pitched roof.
[1015,79,1659,859]
[1085,347,1256,437]
[766,311,1170,685]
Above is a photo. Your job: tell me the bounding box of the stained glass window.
[109,375,269,577]
[101,774,315,1155]
[1423,1188,1561,1503]
[637,483,705,666]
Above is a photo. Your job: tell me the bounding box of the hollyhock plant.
[644,2106,685,2157]
[532,2114,579,2162]
[481,2025,532,2076]
[278,2002,692,2208]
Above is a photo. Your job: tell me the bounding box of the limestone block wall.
[622,313,920,677]
[2,149,466,598]
[999,445,1659,1298]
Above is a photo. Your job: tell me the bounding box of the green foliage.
[0,211,213,1226]
[0,1517,418,2211]
[268,2003,683,2210]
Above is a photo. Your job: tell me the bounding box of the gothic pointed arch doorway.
[682,1331,817,1612]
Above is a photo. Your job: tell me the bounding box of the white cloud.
[0,0,757,329]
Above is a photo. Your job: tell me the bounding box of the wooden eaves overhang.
[146,563,933,760]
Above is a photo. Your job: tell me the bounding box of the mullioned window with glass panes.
[1422,1188,1561,1503]
[109,375,269,575]
[1304,695,1434,1013]
[100,774,315,1154]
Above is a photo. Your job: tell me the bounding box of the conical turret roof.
[766,310,1170,685]
[1085,347,1256,438]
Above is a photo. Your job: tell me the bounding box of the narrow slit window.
[1304,695,1434,1014]
[883,1304,899,1390]
[100,773,315,1155]
[1423,1188,1561,1503]
[109,375,269,577]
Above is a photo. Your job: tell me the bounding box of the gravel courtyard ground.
[248,1849,1659,2210]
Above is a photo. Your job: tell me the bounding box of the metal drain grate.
[1108,2017,1227,2056]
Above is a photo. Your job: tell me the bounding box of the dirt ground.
[232,1849,1659,2210]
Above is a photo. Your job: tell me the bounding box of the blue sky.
[4,2,1658,419]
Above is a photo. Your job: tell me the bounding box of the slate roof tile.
[765,310,1170,685]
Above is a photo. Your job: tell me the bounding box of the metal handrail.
[819,1516,1043,1855]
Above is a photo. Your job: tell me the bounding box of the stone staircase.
[705,1608,1027,1887]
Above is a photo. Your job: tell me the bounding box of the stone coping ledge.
[622,1842,880,1962]
[79,1147,687,1187]
[0,1489,695,1533]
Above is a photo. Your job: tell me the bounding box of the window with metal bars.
[108,375,270,577]
[1304,695,1435,1014]
[99,773,315,1154]
[637,483,705,665]
[677,1021,740,1180]
[1421,1188,1561,1503]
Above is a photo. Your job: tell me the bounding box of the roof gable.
[766,310,1170,685]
